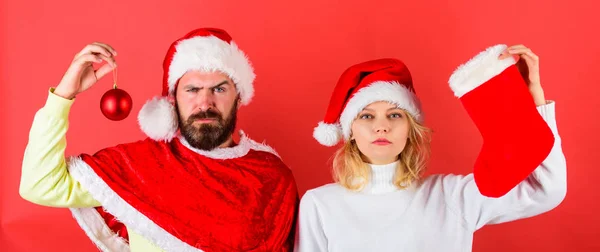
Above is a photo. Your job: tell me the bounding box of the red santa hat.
[313,58,423,146]
[448,44,555,197]
[137,28,255,142]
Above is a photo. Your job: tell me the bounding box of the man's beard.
[178,100,238,151]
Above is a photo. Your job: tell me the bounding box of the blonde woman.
[294,45,566,252]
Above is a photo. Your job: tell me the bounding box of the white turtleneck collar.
[363,161,400,194]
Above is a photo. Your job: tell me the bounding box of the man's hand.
[54,42,118,100]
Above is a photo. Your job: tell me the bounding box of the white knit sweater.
[294,102,566,252]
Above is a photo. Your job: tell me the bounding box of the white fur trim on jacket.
[448,44,517,98]
[137,96,178,142]
[339,81,423,141]
[178,131,281,159]
[168,36,256,105]
[69,207,129,252]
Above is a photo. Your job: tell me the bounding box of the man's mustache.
[187,109,222,122]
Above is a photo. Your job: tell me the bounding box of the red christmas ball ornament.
[100,83,133,121]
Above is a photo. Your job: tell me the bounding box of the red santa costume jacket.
[68,132,298,252]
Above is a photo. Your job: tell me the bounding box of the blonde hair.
[332,111,432,191]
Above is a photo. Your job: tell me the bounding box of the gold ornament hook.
[112,65,118,89]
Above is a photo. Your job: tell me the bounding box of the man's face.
[175,70,240,150]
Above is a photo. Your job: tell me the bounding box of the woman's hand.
[499,44,547,106]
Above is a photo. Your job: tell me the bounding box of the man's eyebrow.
[182,80,230,90]
[209,80,230,89]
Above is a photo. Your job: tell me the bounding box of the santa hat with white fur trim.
[137,28,255,142]
[313,58,423,146]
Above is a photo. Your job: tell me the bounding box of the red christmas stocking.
[448,44,555,198]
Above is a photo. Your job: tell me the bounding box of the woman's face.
[350,101,410,165]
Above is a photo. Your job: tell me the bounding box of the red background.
[2,0,598,251]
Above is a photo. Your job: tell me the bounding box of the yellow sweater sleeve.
[19,88,101,208]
